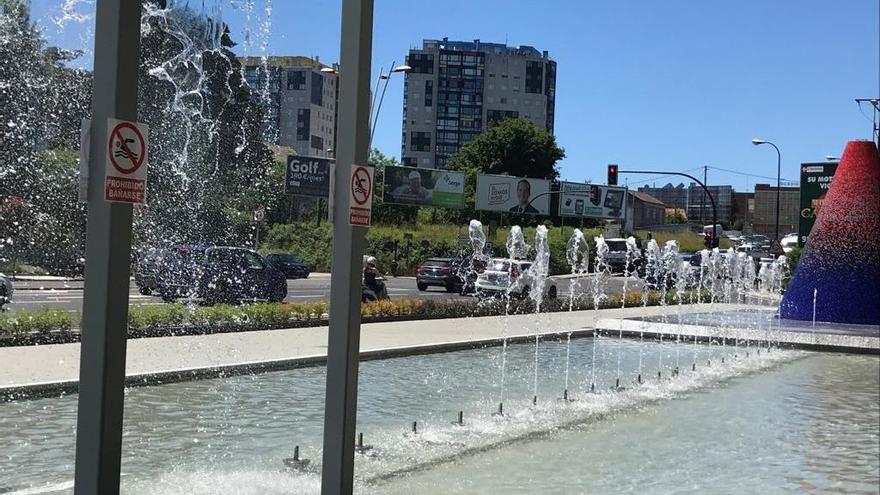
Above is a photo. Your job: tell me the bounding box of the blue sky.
[32,0,879,190]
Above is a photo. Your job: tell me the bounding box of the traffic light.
[607,164,618,186]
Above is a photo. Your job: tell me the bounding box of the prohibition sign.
[108,121,146,174]
[351,166,372,205]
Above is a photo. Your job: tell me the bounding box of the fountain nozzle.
[412,421,417,434]
[637,373,642,384]
[283,445,311,470]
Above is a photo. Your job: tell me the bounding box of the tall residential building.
[401,38,557,169]
[752,184,799,236]
[240,56,339,158]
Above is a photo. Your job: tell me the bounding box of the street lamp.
[825,155,839,161]
[752,138,783,243]
[369,62,410,148]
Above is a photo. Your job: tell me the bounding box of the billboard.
[558,182,627,219]
[285,156,333,198]
[382,166,465,208]
[475,174,551,215]
[798,161,838,246]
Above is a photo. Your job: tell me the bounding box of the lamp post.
[369,62,410,148]
[752,138,782,242]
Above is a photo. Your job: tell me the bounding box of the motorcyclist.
[362,256,389,302]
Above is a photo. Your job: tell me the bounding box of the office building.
[240,56,339,158]
[637,183,688,210]
[401,38,557,169]
[753,184,799,236]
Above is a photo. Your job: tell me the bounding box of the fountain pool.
[1,336,876,494]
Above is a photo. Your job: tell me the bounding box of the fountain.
[781,140,880,325]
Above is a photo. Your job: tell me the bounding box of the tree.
[448,118,564,180]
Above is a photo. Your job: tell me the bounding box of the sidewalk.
[0,303,746,398]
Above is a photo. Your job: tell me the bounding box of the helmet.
[366,256,377,266]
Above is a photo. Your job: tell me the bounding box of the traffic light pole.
[619,170,718,241]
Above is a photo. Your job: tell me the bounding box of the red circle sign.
[351,166,371,205]
[108,122,146,174]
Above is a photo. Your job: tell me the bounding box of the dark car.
[134,247,167,295]
[416,258,462,292]
[156,245,287,304]
[0,272,12,310]
[455,256,488,295]
[265,253,311,279]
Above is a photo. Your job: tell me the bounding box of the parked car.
[475,258,558,300]
[780,233,799,254]
[134,247,167,295]
[0,273,12,311]
[265,253,311,279]
[416,258,462,292]
[156,245,287,304]
[455,256,489,296]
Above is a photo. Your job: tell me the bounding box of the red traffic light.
[607,164,619,186]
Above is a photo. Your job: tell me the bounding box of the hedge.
[0,290,710,346]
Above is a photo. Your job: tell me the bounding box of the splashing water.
[530,225,550,403]
[563,228,589,398]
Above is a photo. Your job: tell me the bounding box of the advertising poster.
[285,156,333,198]
[798,161,838,246]
[558,182,627,219]
[382,166,465,208]
[475,174,551,215]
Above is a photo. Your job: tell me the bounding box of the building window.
[311,72,323,106]
[410,132,432,152]
[287,70,306,90]
[311,135,324,151]
[425,80,433,107]
[296,108,310,141]
[500,97,507,104]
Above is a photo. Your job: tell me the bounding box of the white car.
[475,258,557,300]
[0,273,12,310]
[781,233,799,254]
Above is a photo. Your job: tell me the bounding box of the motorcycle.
[362,255,389,303]
[0,273,12,311]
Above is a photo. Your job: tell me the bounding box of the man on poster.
[509,179,540,214]
[391,170,432,205]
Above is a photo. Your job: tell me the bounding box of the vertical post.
[73,0,141,493]
[320,0,373,493]
[700,165,707,226]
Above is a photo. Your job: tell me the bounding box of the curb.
[0,328,595,402]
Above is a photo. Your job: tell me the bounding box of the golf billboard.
[382,165,465,208]
[558,182,627,220]
[475,174,551,215]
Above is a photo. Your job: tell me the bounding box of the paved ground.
[0,303,746,393]
[5,274,630,313]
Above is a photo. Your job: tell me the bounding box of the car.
[474,258,558,300]
[155,245,287,304]
[603,238,630,273]
[456,256,489,295]
[265,253,311,279]
[0,273,12,311]
[780,233,799,254]
[134,247,168,295]
[416,258,461,292]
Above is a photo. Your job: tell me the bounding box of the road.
[6,274,630,313]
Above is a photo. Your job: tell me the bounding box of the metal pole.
[320,0,373,493]
[773,144,781,241]
[368,60,395,148]
[618,170,718,241]
[73,0,141,493]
